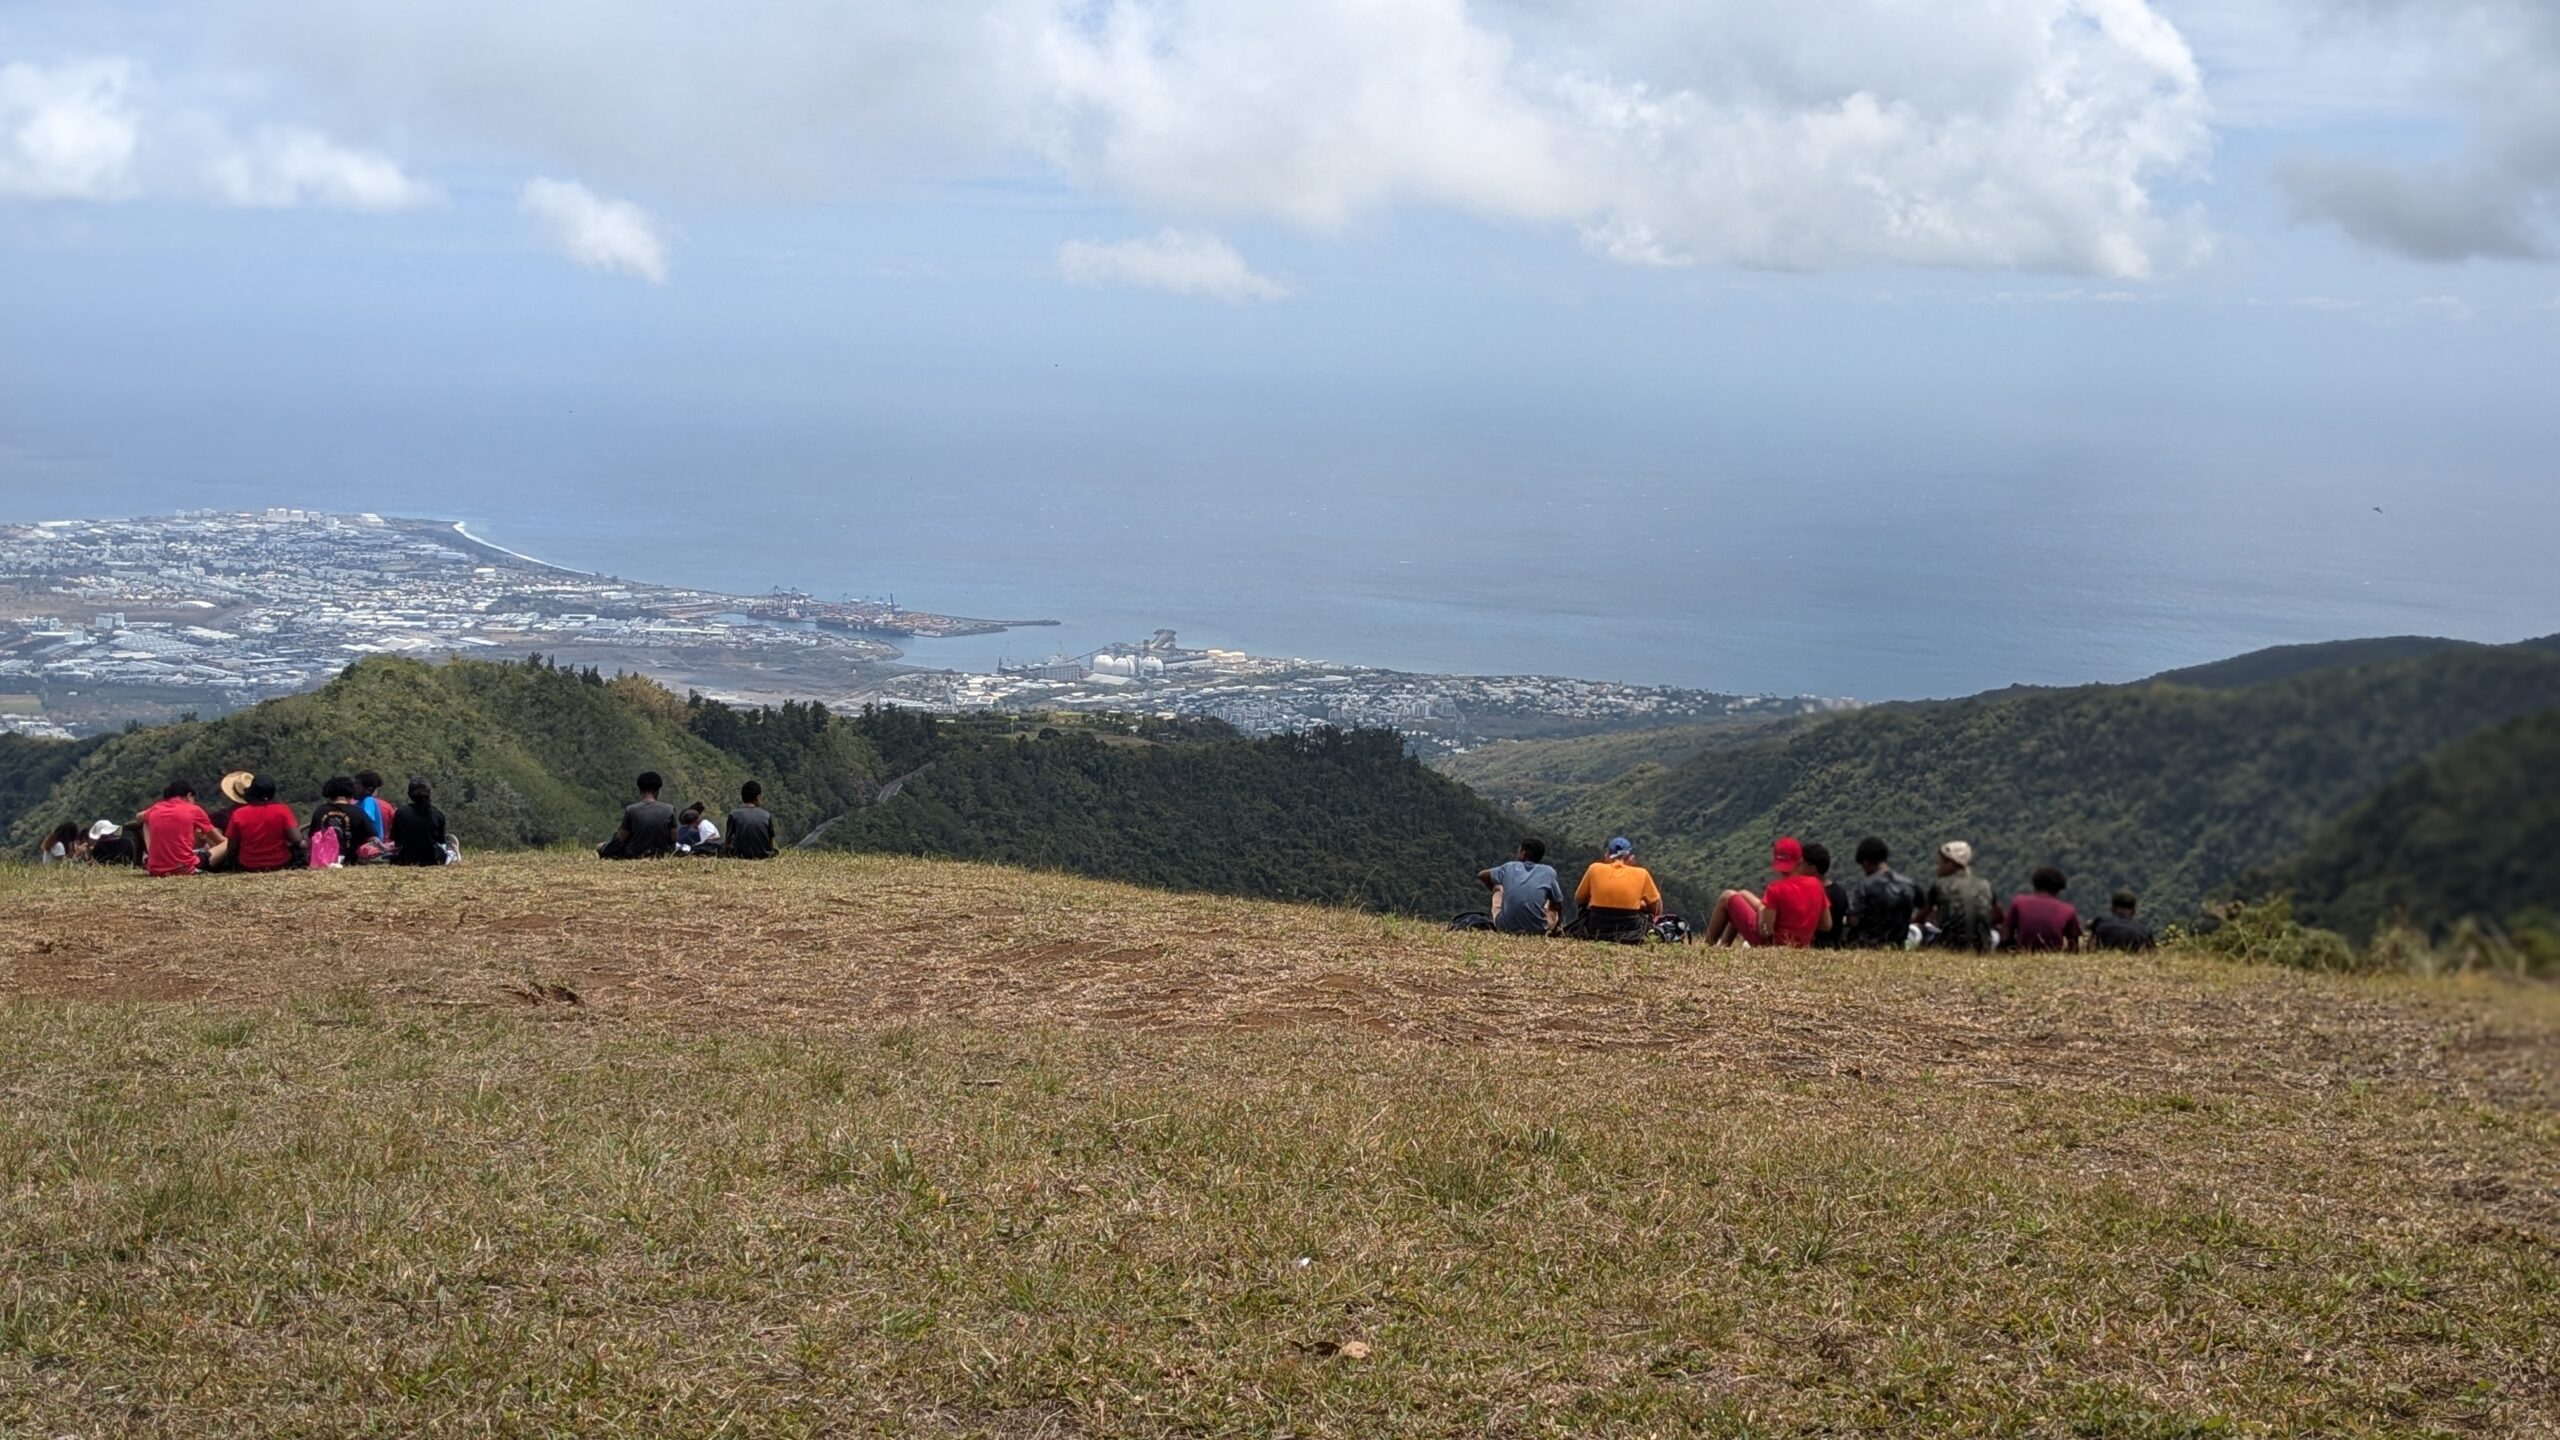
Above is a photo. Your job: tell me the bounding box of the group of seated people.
[1477,834,2158,952]
[38,766,784,874]
[594,772,779,861]
[62,769,464,876]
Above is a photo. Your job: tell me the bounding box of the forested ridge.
[813,724,1686,919]
[1472,639,2560,923]
[2,657,1601,919]
[2249,705,2560,942]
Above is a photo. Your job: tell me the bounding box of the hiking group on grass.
[37,765,2151,956]
[38,768,778,876]
[1476,834,2157,953]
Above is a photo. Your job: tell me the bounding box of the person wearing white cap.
[1921,840,2000,952]
[85,819,134,866]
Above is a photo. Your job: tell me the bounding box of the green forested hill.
[816,725,1692,919]
[4,658,1611,920]
[2251,706,2560,941]
[1536,644,2560,920]
[1439,714,1812,829]
[6,657,866,849]
[0,733,111,841]
[2141,636,2482,690]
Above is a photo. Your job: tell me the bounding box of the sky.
[1,1,2556,696]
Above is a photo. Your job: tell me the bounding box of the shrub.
[2193,897,2361,973]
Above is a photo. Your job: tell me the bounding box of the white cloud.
[0,58,140,201]
[0,55,436,213]
[1057,229,1288,301]
[518,177,669,283]
[2272,0,2560,261]
[204,0,2216,277]
[205,125,438,211]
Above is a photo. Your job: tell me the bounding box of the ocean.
[3,404,2553,701]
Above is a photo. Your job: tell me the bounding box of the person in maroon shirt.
[2004,866,2085,952]
[215,774,305,873]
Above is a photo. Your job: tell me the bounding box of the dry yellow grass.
[3,853,2556,1436]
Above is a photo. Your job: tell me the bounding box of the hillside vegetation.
[2254,705,2560,943]
[1491,642,2560,920]
[2,657,1601,920]
[3,657,853,848]
[1439,714,1808,829]
[2,853,2553,1436]
[817,725,1687,919]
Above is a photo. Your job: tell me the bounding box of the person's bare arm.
[1818,902,1834,934]
[1477,868,1499,892]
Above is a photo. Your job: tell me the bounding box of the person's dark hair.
[636,770,663,794]
[407,778,432,805]
[322,775,355,801]
[1802,841,1832,877]
[2032,866,2068,895]
[356,769,383,794]
[1518,837,1546,864]
[245,774,278,804]
[1855,836,1889,867]
[46,821,81,849]
[741,780,762,804]
[163,778,194,799]
[2110,889,2138,914]
[680,802,705,823]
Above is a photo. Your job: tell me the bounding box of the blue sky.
[0,1,2555,697]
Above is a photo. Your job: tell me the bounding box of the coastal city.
[0,511,1845,748]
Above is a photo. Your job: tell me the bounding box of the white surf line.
[449,521,598,577]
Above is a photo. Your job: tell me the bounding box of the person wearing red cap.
[1704,837,1834,948]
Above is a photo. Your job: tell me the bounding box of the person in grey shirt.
[1477,838,1567,936]
[598,770,678,860]
[724,779,779,860]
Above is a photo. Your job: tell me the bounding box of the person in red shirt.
[134,779,223,877]
[1704,837,1834,948]
[215,773,305,873]
[2004,867,2085,952]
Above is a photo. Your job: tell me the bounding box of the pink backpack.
[308,822,342,869]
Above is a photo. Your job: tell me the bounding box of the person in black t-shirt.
[307,775,379,863]
[2090,890,2158,952]
[598,770,678,860]
[387,779,452,866]
[1843,836,1921,948]
[724,780,779,860]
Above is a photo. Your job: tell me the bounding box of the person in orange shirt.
[1572,837,1662,941]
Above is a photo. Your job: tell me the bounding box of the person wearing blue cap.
[1571,836,1661,942]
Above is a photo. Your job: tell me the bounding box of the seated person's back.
[224,776,302,872]
[388,780,450,866]
[625,797,678,856]
[2004,867,2084,952]
[1574,839,1661,939]
[724,781,778,860]
[2090,891,2156,952]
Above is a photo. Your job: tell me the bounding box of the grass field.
[3,853,2556,1436]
